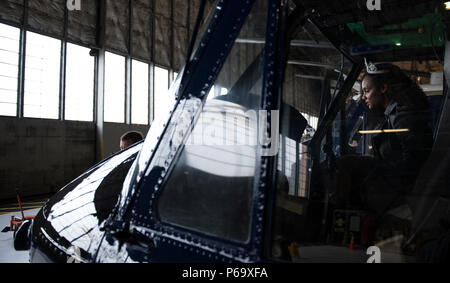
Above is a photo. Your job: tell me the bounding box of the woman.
[334,61,434,218]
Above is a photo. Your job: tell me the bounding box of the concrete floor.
[0,208,40,263]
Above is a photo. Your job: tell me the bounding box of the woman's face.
[362,76,386,110]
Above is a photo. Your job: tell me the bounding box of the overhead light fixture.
[395,42,402,46]
[358,129,410,134]
[445,1,450,10]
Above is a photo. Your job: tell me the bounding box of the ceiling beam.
[235,38,334,49]
[288,60,340,69]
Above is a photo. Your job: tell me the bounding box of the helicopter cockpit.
[269,0,448,263]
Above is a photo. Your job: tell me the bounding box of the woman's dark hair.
[362,63,429,108]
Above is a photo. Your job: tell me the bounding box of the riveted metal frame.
[97,0,287,263]
[134,0,260,262]
[258,0,290,261]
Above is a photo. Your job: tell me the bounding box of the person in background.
[120,131,144,151]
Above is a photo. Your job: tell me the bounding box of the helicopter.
[15,0,450,263]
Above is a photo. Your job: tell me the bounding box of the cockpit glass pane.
[271,4,446,263]
[157,1,268,243]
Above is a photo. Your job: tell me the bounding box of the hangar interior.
[0,0,448,264]
[0,0,221,201]
[0,0,444,203]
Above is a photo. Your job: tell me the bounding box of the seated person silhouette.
[120,131,144,151]
[333,61,433,227]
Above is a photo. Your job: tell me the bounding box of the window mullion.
[17,28,26,118]
[59,41,67,121]
[125,56,131,125]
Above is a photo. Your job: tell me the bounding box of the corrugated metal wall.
[28,0,65,36]
[0,0,212,71]
[67,0,97,46]
[105,0,130,54]
[131,0,152,61]
[0,0,25,26]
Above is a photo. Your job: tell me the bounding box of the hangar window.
[154,66,170,120]
[0,23,20,117]
[24,32,61,119]
[104,51,126,123]
[284,136,297,195]
[131,59,149,125]
[65,43,95,122]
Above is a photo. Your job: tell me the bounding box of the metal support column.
[125,57,132,125]
[125,0,132,125]
[95,0,106,162]
[149,63,154,123]
[17,0,29,118]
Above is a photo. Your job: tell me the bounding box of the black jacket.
[371,98,434,191]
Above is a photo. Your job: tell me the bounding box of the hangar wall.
[0,116,150,201]
[0,116,95,200]
[0,0,216,71]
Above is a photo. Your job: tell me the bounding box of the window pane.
[271,13,358,262]
[154,66,169,120]
[24,32,61,119]
[104,52,125,123]
[0,23,20,117]
[157,0,268,243]
[172,71,179,83]
[131,60,149,125]
[65,43,94,122]
[284,136,296,195]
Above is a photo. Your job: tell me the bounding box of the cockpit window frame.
[104,0,289,263]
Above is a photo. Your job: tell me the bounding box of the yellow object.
[358,129,409,134]
[288,242,300,259]
[445,2,450,10]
